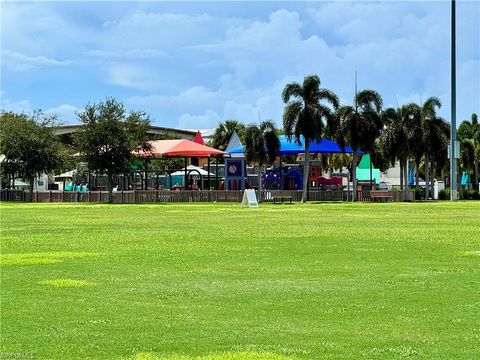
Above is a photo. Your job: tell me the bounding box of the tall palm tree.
[282,75,339,202]
[209,120,246,151]
[457,113,479,188]
[420,97,442,199]
[380,104,421,199]
[336,90,383,201]
[244,121,280,200]
[403,105,424,187]
[430,117,450,190]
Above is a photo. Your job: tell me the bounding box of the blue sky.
[1,1,479,130]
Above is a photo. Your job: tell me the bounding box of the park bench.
[370,190,393,202]
[272,195,293,204]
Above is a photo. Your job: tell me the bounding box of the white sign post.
[241,189,259,208]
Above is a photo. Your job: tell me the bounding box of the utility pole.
[450,0,458,201]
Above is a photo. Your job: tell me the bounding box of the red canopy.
[192,131,205,145]
[137,139,226,157]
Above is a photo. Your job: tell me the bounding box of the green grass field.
[1,202,479,360]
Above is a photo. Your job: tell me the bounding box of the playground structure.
[355,154,380,190]
[58,137,227,192]
[1,131,419,203]
[228,135,359,192]
[262,167,303,191]
[62,134,361,193]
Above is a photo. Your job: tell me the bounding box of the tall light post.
[450,0,458,201]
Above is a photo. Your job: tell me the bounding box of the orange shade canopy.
[136,139,226,158]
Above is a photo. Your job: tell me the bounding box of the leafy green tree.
[244,121,280,199]
[282,74,339,202]
[0,111,66,200]
[74,98,151,203]
[209,120,246,151]
[336,90,383,201]
[457,113,479,188]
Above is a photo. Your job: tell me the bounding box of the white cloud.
[0,97,79,123]
[1,2,478,128]
[105,64,157,89]
[1,50,72,72]
[178,110,221,129]
[0,98,33,114]
[86,48,168,59]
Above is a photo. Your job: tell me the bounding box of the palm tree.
[244,121,280,200]
[457,113,479,188]
[430,117,450,190]
[380,104,421,199]
[282,75,339,202]
[336,90,383,201]
[322,153,352,174]
[209,120,246,151]
[420,97,442,199]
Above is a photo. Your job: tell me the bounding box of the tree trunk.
[107,173,113,204]
[258,164,263,203]
[425,154,430,199]
[302,141,310,203]
[352,151,358,202]
[403,159,409,201]
[457,166,462,193]
[415,164,419,187]
[474,157,479,190]
[430,161,435,199]
[369,154,373,190]
[29,178,34,202]
[346,172,350,201]
[400,160,404,191]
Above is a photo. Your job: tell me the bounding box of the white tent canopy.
[14,179,30,186]
[170,165,214,177]
[55,170,76,178]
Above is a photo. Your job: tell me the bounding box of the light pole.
[450,0,458,201]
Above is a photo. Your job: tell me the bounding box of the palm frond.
[283,100,303,143]
[244,122,280,166]
[422,96,441,120]
[318,88,340,110]
[259,120,276,133]
[356,90,383,113]
[282,83,303,103]
[302,75,321,100]
[264,129,280,163]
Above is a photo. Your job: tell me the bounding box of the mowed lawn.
[1,202,479,360]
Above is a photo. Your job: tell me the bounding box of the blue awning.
[228,135,360,155]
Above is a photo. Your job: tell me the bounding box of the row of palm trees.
[210,74,472,202]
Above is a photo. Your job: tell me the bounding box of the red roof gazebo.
[136,139,226,190]
[137,139,225,158]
